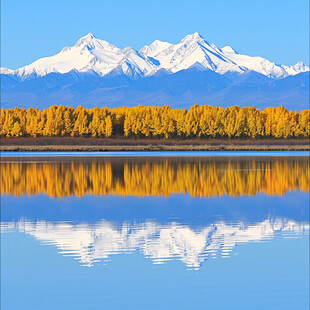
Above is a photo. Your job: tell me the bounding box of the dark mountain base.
[1,70,309,111]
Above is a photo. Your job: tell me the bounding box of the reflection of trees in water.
[1,157,309,197]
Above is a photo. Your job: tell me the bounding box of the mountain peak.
[180,32,209,48]
[82,32,96,40]
[189,32,203,39]
[221,46,238,54]
[75,33,97,47]
[146,39,172,50]
[152,39,170,46]
[182,32,205,43]
[292,61,307,69]
[139,40,172,58]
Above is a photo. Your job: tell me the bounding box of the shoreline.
[1,145,309,153]
[1,137,309,152]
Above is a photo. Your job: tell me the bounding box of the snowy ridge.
[0,33,157,79]
[1,32,308,79]
[2,219,308,269]
[140,32,246,75]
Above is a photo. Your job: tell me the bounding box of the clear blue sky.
[1,0,309,69]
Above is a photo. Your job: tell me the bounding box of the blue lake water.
[1,153,309,309]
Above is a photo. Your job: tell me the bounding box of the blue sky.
[1,0,309,69]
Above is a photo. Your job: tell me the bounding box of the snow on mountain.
[140,40,173,58]
[140,32,309,79]
[140,32,246,75]
[0,33,156,79]
[2,218,308,268]
[219,48,303,79]
[221,46,238,54]
[281,61,309,76]
[0,32,308,80]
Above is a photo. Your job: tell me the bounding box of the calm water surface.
[1,153,309,310]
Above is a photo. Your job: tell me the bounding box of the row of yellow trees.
[1,159,308,197]
[1,105,309,138]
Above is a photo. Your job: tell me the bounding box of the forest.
[1,105,309,139]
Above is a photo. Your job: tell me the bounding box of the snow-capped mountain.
[140,32,308,78]
[2,218,308,268]
[1,32,308,79]
[1,32,309,110]
[0,33,157,78]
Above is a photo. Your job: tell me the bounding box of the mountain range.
[1,33,309,110]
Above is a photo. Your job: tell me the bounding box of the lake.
[1,152,309,310]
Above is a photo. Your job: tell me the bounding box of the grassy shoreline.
[0,137,309,152]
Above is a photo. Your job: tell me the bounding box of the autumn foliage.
[1,105,309,138]
[1,157,308,197]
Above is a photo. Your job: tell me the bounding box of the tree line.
[1,105,309,138]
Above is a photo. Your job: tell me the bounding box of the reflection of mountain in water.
[2,219,308,269]
[1,156,309,197]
